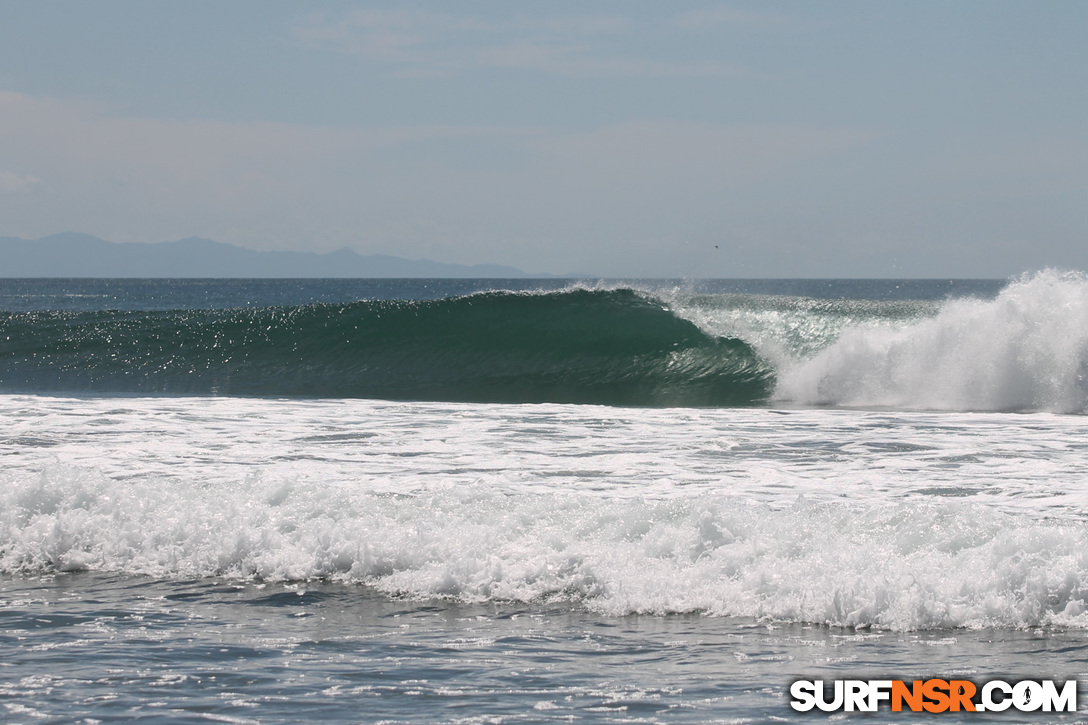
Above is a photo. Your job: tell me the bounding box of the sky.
[0,1,1086,277]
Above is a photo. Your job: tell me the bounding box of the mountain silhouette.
[0,233,547,278]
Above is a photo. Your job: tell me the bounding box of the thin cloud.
[464,42,743,79]
[675,7,816,32]
[458,15,632,36]
[677,8,791,28]
[0,171,41,193]
[293,10,744,79]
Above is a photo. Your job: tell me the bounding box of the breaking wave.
[773,270,1088,413]
[2,270,1086,413]
[0,288,772,407]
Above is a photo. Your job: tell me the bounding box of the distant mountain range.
[0,233,554,278]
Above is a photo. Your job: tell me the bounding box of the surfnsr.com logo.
[790,679,1077,713]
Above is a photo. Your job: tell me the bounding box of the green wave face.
[0,289,775,407]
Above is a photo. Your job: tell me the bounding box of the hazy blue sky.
[1,1,1085,276]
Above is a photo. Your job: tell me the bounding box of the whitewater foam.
[5,464,1088,631]
[3,395,1088,631]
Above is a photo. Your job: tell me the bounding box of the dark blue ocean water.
[0,277,1004,312]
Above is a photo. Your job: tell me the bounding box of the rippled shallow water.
[5,573,1088,724]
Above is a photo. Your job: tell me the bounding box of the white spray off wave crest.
[775,270,1088,413]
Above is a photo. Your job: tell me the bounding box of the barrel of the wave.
[0,289,776,407]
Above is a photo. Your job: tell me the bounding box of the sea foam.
[774,270,1088,413]
[4,464,1088,631]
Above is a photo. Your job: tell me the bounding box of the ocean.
[2,272,1087,723]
